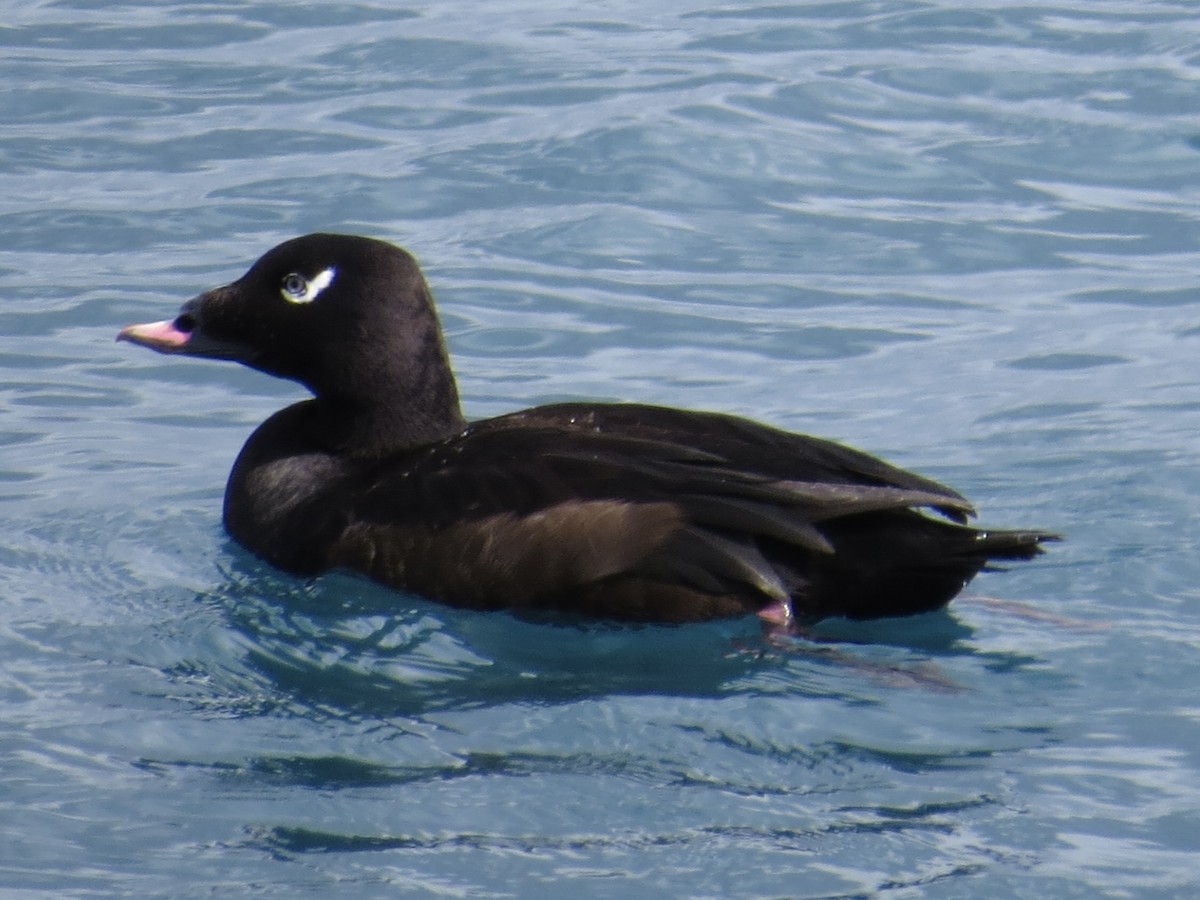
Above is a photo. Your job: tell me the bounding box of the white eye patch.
[280,267,336,304]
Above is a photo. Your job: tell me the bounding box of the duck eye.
[281,273,309,301]
[279,267,336,304]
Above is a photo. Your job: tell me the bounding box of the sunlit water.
[3,2,1200,896]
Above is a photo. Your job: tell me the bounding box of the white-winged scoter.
[118,233,1056,624]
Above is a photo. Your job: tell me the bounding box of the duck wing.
[328,405,977,620]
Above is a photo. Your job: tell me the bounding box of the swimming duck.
[118,234,1055,624]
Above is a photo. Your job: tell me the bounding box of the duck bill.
[117,312,250,361]
[117,318,193,353]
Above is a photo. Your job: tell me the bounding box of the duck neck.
[312,364,466,457]
[302,278,468,456]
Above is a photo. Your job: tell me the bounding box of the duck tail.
[973,528,1061,567]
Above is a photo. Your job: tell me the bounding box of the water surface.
[3,2,1200,896]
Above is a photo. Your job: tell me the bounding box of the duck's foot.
[960,594,1107,631]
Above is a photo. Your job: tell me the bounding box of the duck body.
[119,234,1056,624]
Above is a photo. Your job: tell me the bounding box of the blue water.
[3,1,1200,896]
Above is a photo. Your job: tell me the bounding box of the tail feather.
[787,514,1061,621]
[971,529,1061,563]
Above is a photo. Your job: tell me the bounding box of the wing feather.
[333,410,977,610]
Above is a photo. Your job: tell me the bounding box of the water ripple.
[4,1,1200,897]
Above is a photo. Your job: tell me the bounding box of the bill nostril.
[174,312,197,333]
